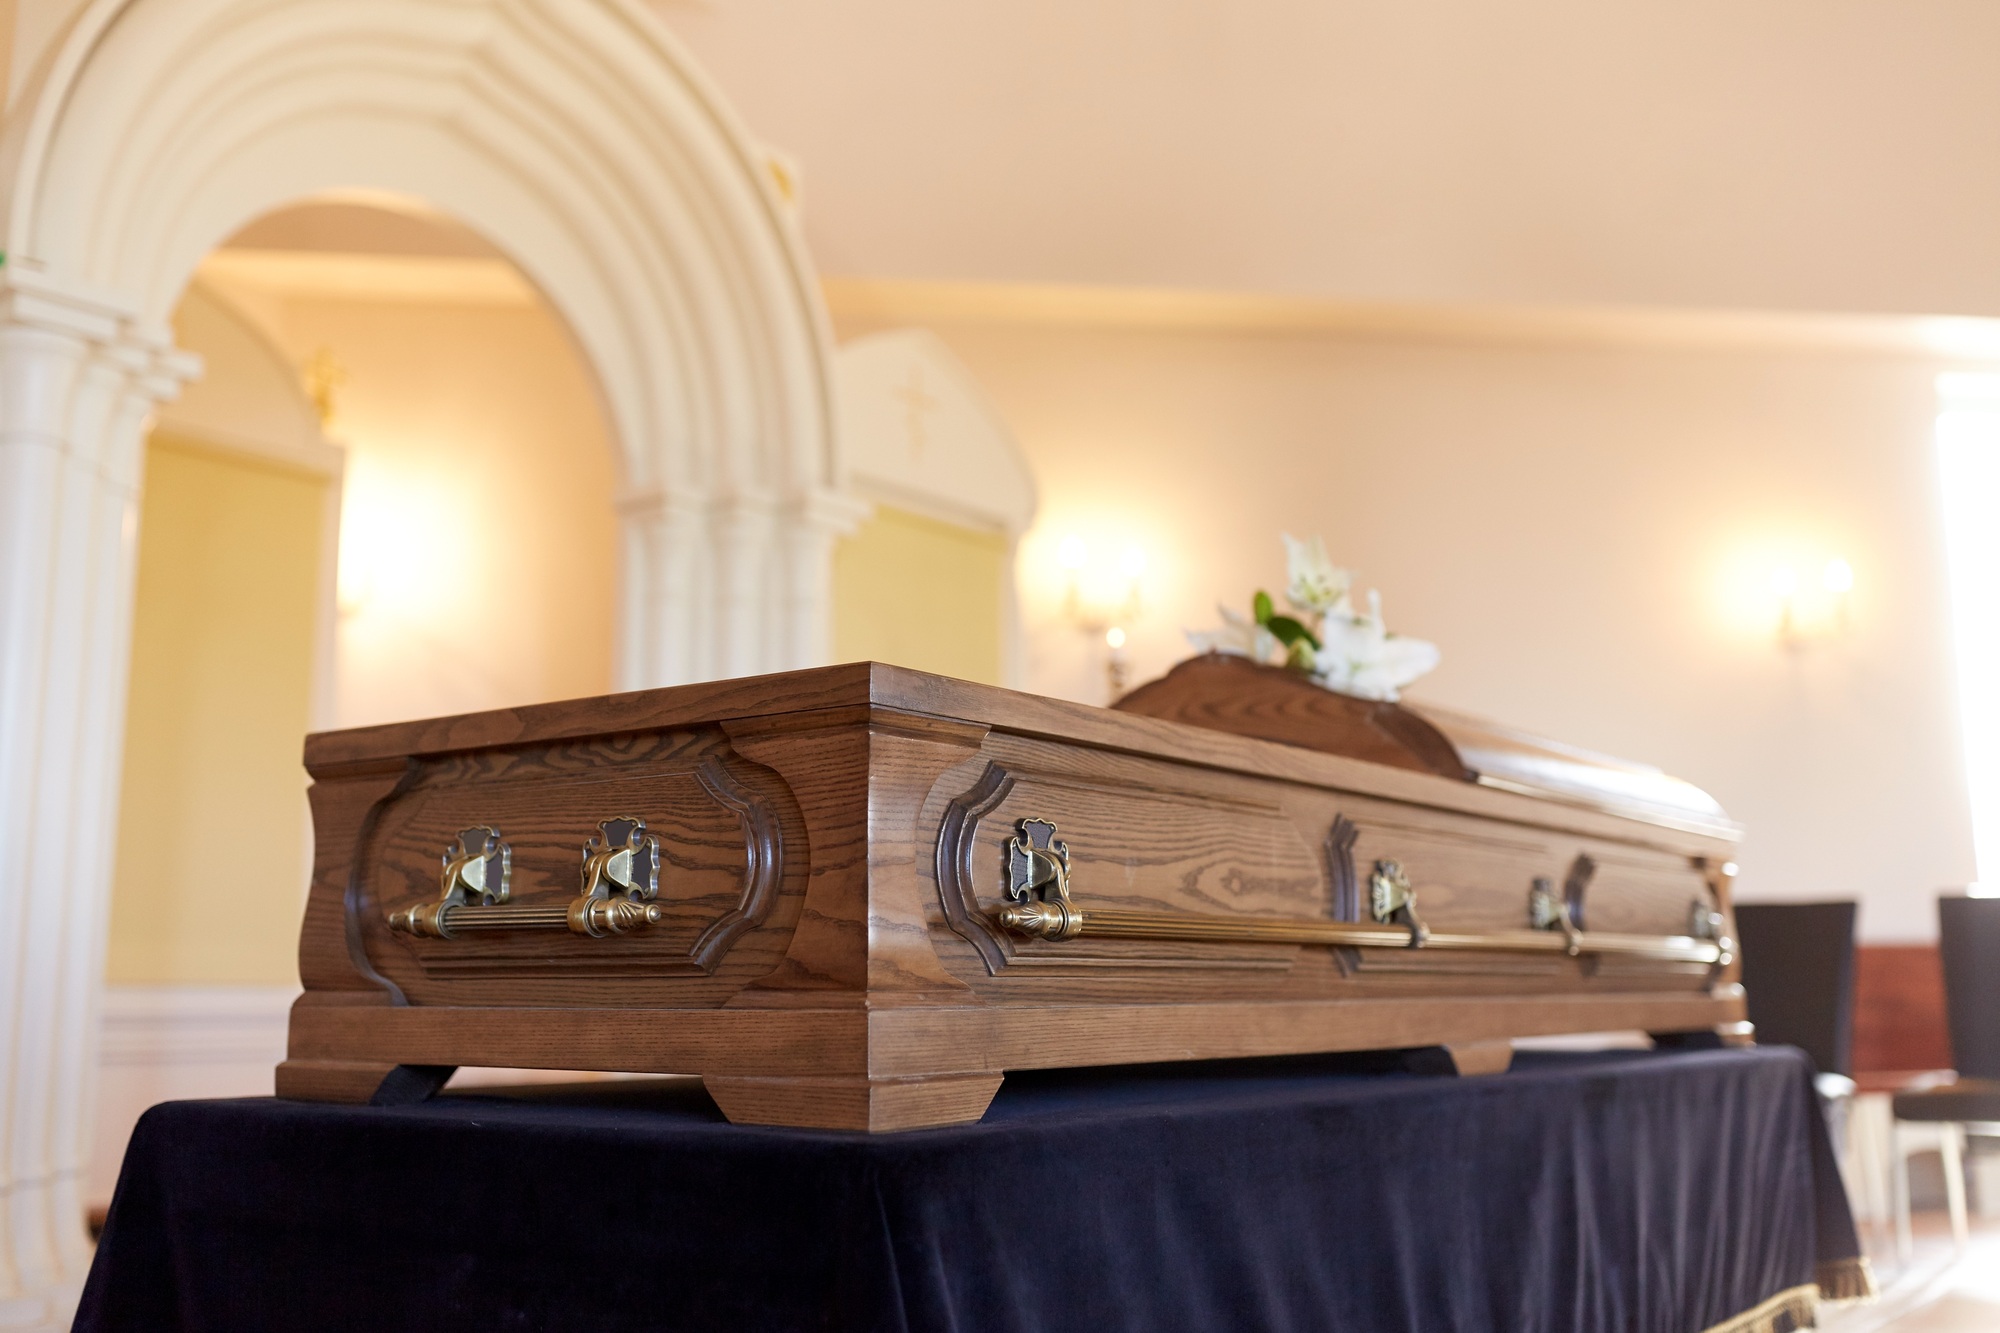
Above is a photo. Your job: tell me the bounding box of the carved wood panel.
[935,759,1321,975]
[358,729,791,999]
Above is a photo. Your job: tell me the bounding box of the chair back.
[1734,901,1857,1075]
[1938,895,2000,1079]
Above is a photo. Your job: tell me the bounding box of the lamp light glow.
[1050,529,1150,701]
[1766,554,1853,647]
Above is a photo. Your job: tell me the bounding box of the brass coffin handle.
[994,817,1082,940]
[1367,859,1427,947]
[387,826,511,937]
[989,817,1727,966]
[386,818,664,939]
[1526,854,1594,957]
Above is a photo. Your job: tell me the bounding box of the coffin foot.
[704,1071,1003,1131]
[276,1059,456,1105]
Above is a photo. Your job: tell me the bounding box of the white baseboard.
[90,985,296,1207]
[98,983,297,1064]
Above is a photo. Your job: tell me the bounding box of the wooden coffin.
[281,660,1746,1131]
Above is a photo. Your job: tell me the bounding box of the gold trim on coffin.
[994,904,1728,965]
[387,818,666,940]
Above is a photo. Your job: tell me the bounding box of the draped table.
[76,1046,1865,1333]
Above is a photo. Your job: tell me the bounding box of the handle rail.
[386,818,665,940]
[994,817,1729,966]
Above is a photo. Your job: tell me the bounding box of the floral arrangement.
[1187,535,1440,702]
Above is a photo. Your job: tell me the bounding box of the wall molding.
[88,987,296,1218]
[97,985,296,1067]
[822,276,2000,360]
[199,251,538,309]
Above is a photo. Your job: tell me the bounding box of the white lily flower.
[1311,589,1439,702]
[1185,539,1438,701]
[1282,533,1352,616]
[1186,603,1281,663]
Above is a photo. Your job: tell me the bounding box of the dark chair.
[1889,895,2000,1255]
[1734,901,1857,1077]
[1733,903,1875,1233]
[1938,895,2000,1080]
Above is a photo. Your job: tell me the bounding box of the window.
[1936,372,2000,893]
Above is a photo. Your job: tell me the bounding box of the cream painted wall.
[661,2,2000,322]
[250,295,620,728]
[833,307,1978,943]
[832,505,1008,686]
[106,436,325,985]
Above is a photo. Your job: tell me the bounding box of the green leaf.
[1264,614,1322,651]
[1252,590,1274,624]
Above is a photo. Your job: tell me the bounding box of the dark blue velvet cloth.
[76,1046,1855,1333]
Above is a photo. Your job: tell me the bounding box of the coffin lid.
[1112,654,1730,835]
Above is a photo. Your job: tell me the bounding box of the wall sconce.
[1057,535,1146,697]
[1774,557,1853,647]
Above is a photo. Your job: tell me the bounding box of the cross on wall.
[891,365,938,456]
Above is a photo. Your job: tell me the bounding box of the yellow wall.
[105,435,326,985]
[832,504,1007,685]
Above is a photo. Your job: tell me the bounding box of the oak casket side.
[282,662,1746,1131]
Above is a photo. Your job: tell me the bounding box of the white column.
[616,487,862,687]
[0,313,97,1331]
[50,354,179,1289]
[615,489,709,690]
[615,492,665,688]
[775,491,868,671]
[0,272,192,1332]
[709,495,776,680]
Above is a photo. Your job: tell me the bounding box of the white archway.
[0,2,854,1323]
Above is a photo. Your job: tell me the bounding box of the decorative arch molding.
[0,2,855,1323]
[3,0,860,684]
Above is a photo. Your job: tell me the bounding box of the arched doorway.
[0,2,854,1322]
[86,198,629,1224]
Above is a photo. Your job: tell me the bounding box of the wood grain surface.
[286,662,1748,1130]
[1113,653,1471,778]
